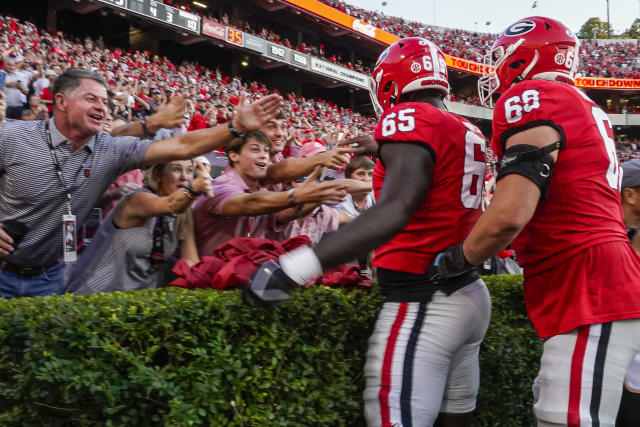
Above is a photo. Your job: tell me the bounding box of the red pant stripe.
[568,325,590,426]
[378,302,408,427]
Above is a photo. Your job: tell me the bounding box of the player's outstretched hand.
[246,260,299,308]
[427,243,474,284]
[348,135,378,157]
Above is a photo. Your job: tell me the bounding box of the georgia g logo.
[504,20,536,37]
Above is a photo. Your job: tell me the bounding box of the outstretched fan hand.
[233,92,283,134]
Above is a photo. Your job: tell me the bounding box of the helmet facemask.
[478,39,525,108]
[368,73,384,118]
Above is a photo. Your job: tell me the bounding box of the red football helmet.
[369,37,449,116]
[478,16,580,107]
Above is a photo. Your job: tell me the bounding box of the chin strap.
[512,49,539,86]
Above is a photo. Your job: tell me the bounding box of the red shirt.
[372,102,487,274]
[492,80,629,274]
[39,87,53,114]
[492,79,640,336]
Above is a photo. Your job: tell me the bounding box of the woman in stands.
[66,159,212,295]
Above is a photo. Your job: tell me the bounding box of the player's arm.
[246,142,433,306]
[461,125,560,264]
[297,142,433,271]
[429,125,562,281]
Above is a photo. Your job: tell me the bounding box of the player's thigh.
[364,301,447,427]
[440,280,492,414]
[534,319,640,426]
[365,280,491,426]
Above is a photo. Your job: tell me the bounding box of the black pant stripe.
[589,322,612,427]
[400,302,427,427]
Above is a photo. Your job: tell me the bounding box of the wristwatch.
[227,120,243,138]
[140,116,156,139]
[181,184,200,200]
[287,188,298,206]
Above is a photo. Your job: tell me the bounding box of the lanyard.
[44,121,73,216]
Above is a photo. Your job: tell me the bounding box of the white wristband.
[280,246,323,286]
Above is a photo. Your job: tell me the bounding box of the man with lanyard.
[0,68,282,297]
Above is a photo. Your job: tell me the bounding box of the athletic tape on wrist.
[280,246,323,286]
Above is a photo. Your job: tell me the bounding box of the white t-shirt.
[32,76,49,97]
[333,192,375,219]
[4,70,29,106]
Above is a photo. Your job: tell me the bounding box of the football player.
[249,37,491,426]
[431,16,640,425]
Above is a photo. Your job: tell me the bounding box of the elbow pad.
[497,141,561,199]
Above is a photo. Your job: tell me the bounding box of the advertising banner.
[575,77,640,90]
[201,19,226,40]
[445,56,640,90]
[244,34,267,54]
[309,58,368,88]
[280,0,398,45]
[266,42,288,61]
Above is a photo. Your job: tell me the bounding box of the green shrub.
[476,275,542,427]
[0,276,541,426]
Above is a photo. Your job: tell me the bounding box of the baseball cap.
[196,156,211,166]
[622,159,640,189]
[298,141,326,158]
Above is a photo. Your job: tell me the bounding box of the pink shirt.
[285,205,339,245]
[265,151,285,192]
[192,169,281,256]
[103,169,144,216]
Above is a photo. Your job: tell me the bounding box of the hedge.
[0,275,541,426]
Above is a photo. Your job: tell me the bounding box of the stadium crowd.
[128,0,640,80]
[0,15,377,138]
[320,0,640,79]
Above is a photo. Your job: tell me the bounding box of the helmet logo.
[410,62,422,73]
[418,39,428,46]
[554,53,566,65]
[504,20,536,37]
